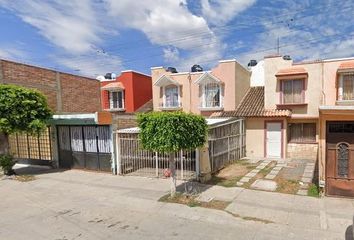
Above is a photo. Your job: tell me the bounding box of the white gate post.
[180,150,184,180]
[155,152,158,177]
[227,136,230,163]
[196,148,200,181]
[116,134,121,175]
[239,120,243,159]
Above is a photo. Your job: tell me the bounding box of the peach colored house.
[215,55,354,197]
[150,59,250,117]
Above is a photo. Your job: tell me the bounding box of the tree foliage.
[0,84,52,134]
[137,111,208,153]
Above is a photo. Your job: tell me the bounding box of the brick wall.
[0,59,101,113]
[112,114,138,129]
[60,73,101,113]
[287,143,318,161]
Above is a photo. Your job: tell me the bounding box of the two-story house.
[214,55,354,197]
[100,70,152,129]
[150,59,250,116]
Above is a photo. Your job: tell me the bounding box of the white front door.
[266,122,282,158]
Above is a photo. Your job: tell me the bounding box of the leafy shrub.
[307,183,320,197]
[0,154,15,175]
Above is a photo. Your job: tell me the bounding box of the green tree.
[0,84,52,172]
[138,112,207,196]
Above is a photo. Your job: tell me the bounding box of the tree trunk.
[169,152,176,197]
[0,132,9,155]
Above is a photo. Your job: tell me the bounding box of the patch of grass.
[307,183,320,197]
[200,200,230,210]
[15,175,36,182]
[276,179,299,194]
[206,176,242,188]
[258,162,276,177]
[246,165,257,170]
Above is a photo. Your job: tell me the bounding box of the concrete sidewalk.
[198,184,354,238]
[0,169,353,239]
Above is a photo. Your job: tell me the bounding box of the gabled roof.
[101,82,125,90]
[275,67,308,77]
[194,72,221,84]
[211,87,291,118]
[153,75,180,87]
[338,62,354,72]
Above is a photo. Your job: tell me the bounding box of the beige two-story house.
[150,59,250,116]
[214,55,354,198]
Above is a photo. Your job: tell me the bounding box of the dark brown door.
[326,122,354,197]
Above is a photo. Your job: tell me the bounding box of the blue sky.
[0,0,354,77]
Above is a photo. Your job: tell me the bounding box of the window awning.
[337,62,354,73]
[275,67,308,77]
[101,82,125,90]
[153,75,180,87]
[194,72,221,84]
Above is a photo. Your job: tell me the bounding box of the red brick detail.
[1,59,101,113]
[102,90,110,110]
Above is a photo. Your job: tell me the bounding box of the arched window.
[337,142,349,178]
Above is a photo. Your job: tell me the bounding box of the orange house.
[100,70,152,113]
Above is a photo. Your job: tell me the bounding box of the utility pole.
[277,37,280,55]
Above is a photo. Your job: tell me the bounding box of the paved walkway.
[198,184,354,239]
[0,167,353,239]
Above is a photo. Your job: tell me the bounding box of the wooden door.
[326,122,354,197]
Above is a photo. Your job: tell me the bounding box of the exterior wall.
[245,118,264,158]
[286,118,319,161]
[287,143,318,160]
[264,56,293,109]
[234,61,251,107]
[0,59,101,113]
[131,72,152,111]
[245,117,287,159]
[60,73,101,113]
[151,60,251,116]
[100,71,152,113]
[112,114,138,130]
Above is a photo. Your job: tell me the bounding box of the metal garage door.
[326,122,354,197]
[57,125,112,172]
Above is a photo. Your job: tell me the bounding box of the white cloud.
[0,0,105,54]
[0,0,254,73]
[201,0,257,26]
[0,0,122,75]
[163,47,180,63]
[104,0,228,71]
[56,52,123,77]
[105,0,216,50]
[0,46,27,60]
[235,0,354,65]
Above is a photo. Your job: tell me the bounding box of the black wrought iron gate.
[57,125,112,172]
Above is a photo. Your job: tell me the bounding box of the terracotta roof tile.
[338,61,354,70]
[211,87,291,118]
[101,82,125,90]
[275,67,307,77]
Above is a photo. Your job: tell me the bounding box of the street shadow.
[176,180,214,195]
[345,224,353,240]
[13,164,68,176]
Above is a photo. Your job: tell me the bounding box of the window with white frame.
[202,83,221,108]
[164,85,179,108]
[338,73,354,101]
[109,91,124,109]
